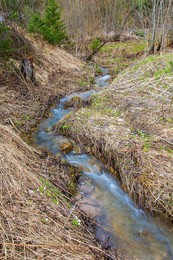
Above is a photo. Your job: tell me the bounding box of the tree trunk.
[86,7,136,61]
[160,0,173,50]
[148,0,160,54]
[86,34,120,62]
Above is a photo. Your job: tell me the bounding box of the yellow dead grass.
[0,28,91,132]
[57,55,173,219]
[0,124,106,259]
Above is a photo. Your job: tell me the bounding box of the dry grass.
[0,28,92,133]
[0,124,112,259]
[57,53,173,219]
[0,29,116,259]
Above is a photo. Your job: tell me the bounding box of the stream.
[35,68,173,259]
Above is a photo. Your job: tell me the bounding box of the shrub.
[135,30,145,37]
[89,38,101,51]
[0,23,13,58]
[28,0,67,45]
[27,14,44,34]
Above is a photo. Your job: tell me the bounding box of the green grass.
[101,40,146,54]
[39,177,67,205]
[61,124,71,131]
[131,129,153,152]
[133,53,173,72]
[96,40,147,78]
[154,61,173,79]
[22,115,33,121]
[133,55,158,71]
[90,94,122,117]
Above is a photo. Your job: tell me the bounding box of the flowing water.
[35,68,173,259]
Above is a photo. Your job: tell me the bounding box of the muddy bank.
[57,55,173,220]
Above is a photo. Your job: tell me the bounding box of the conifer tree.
[28,0,67,45]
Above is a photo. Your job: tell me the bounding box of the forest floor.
[57,42,173,220]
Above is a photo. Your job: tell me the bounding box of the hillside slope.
[0,29,91,134]
[0,124,109,259]
[57,53,173,219]
[0,31,111,259]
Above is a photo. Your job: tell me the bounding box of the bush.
[89,38,101,51]
[135,30,145,37]
[27,14,44,34]
[28,0,68,45]
[0,23,14,58]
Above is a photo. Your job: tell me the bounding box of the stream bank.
[1,32,114,259]
[0,29,93,137]
[35,67,173,259]
[1,124,114,260]
[2,30,173,258]
[57,54,173,220]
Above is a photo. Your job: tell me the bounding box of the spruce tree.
[28,0,67,45]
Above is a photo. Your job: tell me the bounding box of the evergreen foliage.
[89,39,101,51]
[0,23,13,58]
[1,0,40,25]
[28,0,67,45]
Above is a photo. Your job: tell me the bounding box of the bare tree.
[148,0,160,53]
[149,0,173,53]
[158,0,173,51]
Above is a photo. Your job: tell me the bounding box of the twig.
[9,119,20,133]
[154,135,173,146]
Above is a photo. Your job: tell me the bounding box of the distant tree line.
[58,0,173,54]
[0,0,67,59]
[0,0,173,56]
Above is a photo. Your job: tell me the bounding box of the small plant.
[159,117,173,124]
[72,216,81,227]
[136,129,152,152]
[143,142,150,152]
[0,23,14,58]
[79,80,87,87]
[89,38,101,51]
[169,61,173,69]
[95,64,102,74]
[89,77,95,85]
[42,218,49,224]
[137,129,150,139]
[135,31,145,37]
[166,117,173,124]
[23,115,32,120]
[166,149,173,154]
[38,177,65,205]
[62,124,70,131]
